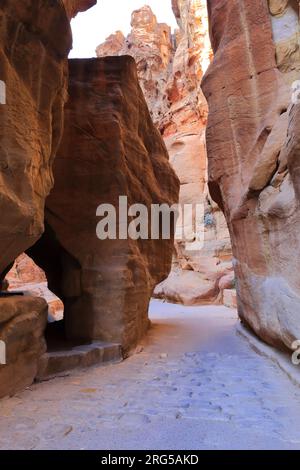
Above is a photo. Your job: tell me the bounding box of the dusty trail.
[1,300,300,450]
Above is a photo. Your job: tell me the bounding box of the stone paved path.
[1,300,300,450]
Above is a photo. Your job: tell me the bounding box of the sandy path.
[1,300,300,450]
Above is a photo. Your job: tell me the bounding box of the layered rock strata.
[202,0,300,349]
[0,0,72,278]
[6,255,64,322]
[0,297,47,398]
[97,3,233,306]
[28,57,179,353]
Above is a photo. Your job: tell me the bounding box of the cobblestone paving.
[0,301,300,450]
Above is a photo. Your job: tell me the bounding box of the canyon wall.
[0,0,94,398]
[202,0,300,350]
[28,57,179,353]
[0,0,72,281]
[97,3,234,306]
[158,0,233,306]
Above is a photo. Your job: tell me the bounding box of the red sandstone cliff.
[0,0,95,398]
[202,0,300,349]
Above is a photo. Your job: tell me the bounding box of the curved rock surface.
[160,0,232,306]
[0,0,72,280]
[63,0,97,18]
[0,0,96,398]
[202,0,300,350]
[28,57,179,353]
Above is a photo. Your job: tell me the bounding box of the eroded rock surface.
[0,0,95,397]
[97,2,233,306]
[0,296,47,398]
[96,5,173,125]
[0,0,72,279]
[158,0,232,306]
[202,0,300,349]
[6,255,64,323]
[28,57,179,353]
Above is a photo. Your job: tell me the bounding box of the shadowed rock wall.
[28,57,180,353]
[0,0,95,398]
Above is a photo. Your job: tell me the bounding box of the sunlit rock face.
[96,5,173,124]
[202,0,300,350]
[0,0,70,399]
[97,2,233,306]
[28,57,179,353]
[157,0,232,306]
[6,255,64,323]
[269,0,300,82]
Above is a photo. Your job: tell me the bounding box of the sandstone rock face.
[160,0,232,305]
[7,255,46,287]
[0,0,95,397]
[202,0,300,349]
[28,57,179,353]
[0,0,72,280]
[6,255,64,322]
[97,2,233,306]
[0,296,47,399]
[96,5,173,125]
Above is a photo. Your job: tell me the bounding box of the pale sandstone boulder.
[153,270,219,306]
[28,57,179,353]
[202,0,300,349]
[7,255,46,286]
[219,272,235,292]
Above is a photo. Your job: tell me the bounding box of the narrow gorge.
[0,0,300,452]
[96,3,234,308]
